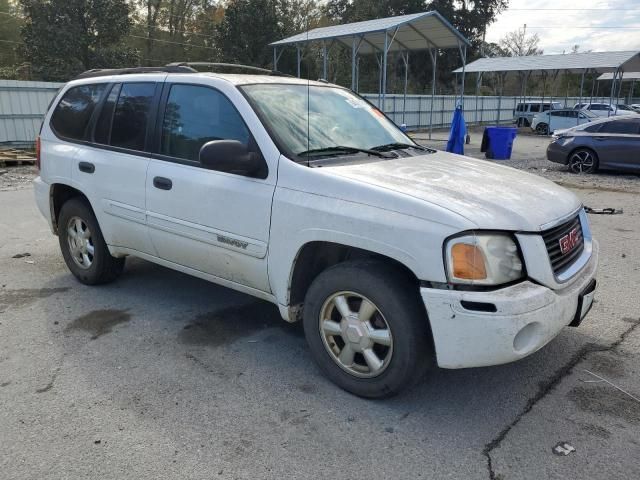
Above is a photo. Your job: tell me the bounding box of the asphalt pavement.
[1,181,639,480]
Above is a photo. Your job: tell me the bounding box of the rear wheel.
[568,148,598,174]
[536,123,549,135]
[58,198,125,285]
[302,260,432,398]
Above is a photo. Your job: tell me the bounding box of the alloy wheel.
[569,150,595,173]
[319,291,393,378]
[66,216,94,269]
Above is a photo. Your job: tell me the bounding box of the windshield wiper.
[297,146,394,158]
[370,142,427,152]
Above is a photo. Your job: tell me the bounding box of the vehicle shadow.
[42,256,603,460]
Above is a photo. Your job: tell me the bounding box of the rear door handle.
[78,161,95,174]
[153,176,172,190]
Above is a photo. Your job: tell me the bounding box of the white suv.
[34,65,598,398]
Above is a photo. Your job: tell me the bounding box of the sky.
[485,0,640,54]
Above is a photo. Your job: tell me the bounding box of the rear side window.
[110,83,156,151]
[530,104,540,112]
[599,119,640,134]
[160,84,250,162]
[94,84,120,145]
[50,84,107,140]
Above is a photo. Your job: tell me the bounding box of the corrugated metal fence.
[1,79,638,146]
[362,94,640,130]
[0,80,63,147]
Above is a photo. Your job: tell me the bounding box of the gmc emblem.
[559,227,580,255]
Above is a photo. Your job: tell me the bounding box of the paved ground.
[1,142,640,479]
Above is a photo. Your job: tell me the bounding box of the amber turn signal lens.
[451,243,487,280]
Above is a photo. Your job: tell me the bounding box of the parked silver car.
[547,116,640,173]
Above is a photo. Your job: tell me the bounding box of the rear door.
[592,118,640,170]
[145,78,276,293]
[72,78,161,254]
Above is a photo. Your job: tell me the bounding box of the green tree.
[19,0,139,81]
[214,0,283,67]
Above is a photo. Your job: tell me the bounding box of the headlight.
[445,234,524,286]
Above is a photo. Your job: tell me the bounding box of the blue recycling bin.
[483,126,517,160]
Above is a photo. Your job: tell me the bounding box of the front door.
[145,82,275,292]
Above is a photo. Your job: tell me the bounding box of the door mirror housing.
[199,140,266,178]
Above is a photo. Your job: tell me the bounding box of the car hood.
[322,151,581,231]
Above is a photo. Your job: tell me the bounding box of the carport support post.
[474,72,482,125]
[457,42,467,107]
[296,45,301,78]
[428,48,437,140]
[497,72,504,125]
[577,69,586,125]
[322,41,328,80]
[381,31,389,113]
[273,47,278,71]
[608,68,619,116]
[402,51,409,125]
[351,38,357,91]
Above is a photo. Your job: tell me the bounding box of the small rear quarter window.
[50,84,107,140]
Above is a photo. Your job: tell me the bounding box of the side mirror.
[199,140,266,178]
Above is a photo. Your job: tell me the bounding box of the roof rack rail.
[166,62,293,77]
[74,65,197,80]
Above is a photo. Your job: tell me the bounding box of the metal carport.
[453,51,640,123]
[270,11,470,136]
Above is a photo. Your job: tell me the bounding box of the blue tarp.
[446,106,466,155]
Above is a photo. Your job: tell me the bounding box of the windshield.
[241,84,412,159]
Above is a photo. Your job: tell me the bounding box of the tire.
[58,197,125,285]
[536,123,549,135]
[568,148,599,174]
[302,260,432,398]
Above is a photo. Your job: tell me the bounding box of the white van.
[34,65,598,397]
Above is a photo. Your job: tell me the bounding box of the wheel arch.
[49,183,93,235]
[285,240,420,322]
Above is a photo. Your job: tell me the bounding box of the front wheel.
[58,197,125,285]
[568,148,598,174]
[536,123,549,135]
[302,260,432,398]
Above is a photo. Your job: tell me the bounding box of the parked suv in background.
[574,102,638,117]
[531,108,597,135]
[513,101,563,127]
[34,65,598,398]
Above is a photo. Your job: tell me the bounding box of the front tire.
[303,260,432,398]
[58,197,125,285]
[568,148,598,174]
[536,123,549,135]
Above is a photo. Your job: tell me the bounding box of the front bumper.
[546,141,569,164]
[421,240,598,369]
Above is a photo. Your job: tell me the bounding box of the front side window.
[241,84,411,159]
[160,84,250,161]
[51,84,108,140]
[110,82,156,151]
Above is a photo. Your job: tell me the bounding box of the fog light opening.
[513,322,542,354]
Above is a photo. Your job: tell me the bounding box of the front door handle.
[153,176,172,190]
[78,161,95,174]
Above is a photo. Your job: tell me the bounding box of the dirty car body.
[34,70,598,397]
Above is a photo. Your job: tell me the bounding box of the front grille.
[542,214,584,275]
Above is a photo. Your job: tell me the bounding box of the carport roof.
[270,11,470,53]
[598,71,640,81]
[453,51,640,74]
